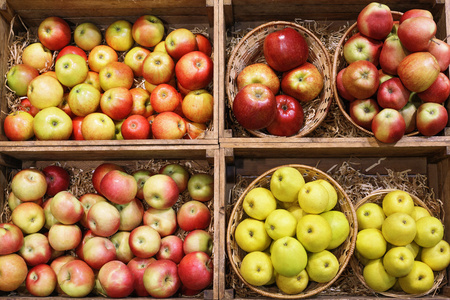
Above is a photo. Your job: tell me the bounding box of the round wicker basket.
[227,164,357,298]
[332,11,419,137]
[350,189,446,297]
[226,21,333,138]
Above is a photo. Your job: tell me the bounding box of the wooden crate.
[0,0,219,148]
[218,145,450,299]
[218,0,450,143]
[0,145,221,299]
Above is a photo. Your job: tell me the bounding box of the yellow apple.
[383,246,415,277]
[287,204,305,221]
[240,251,273,286]
[398,261,434,294]
[242,187,277,220]
[382,190,414,216]
[271,236,307,277]
[306,250,339,283]
[298,181,329,214]
[405,241,421,259]
[363,259,397,292]
[356,202,385,230]
[296,214,331,253]
[421,239,450,271]
[269,167,305,203]
[382,212,417,246]
[235,218,271,252]
[355,250,370,266]
[275,269,308,294]
[264,209,297,240]
[320,210,350,250]
[356,228,386,259]
[411,206,431,221]
[317,179,338,211]
[414,216,444,248]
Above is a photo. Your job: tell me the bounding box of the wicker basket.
[227,164,357,298]
[226,21,333,138]
[350,189,446,297]
[332,11,419,137]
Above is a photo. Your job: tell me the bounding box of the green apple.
[356,202,385,230]
[317,179,338,211]
[320,210,350,250]
[411,206,431,221]
[414,216,444,248]
[269,167,305,203]
[421,239,450,271]
[398,261,434,294]
[296,214,331,253]
[382,212,417,246]
[55,53,89,88]
[382,190,414,216]
[405,241,421,259]
[298,181,329,214]
[27,74,64,109]
[363,259,396,292]
[306,250,339,283]
[240,251,273,286]
[33,107,73,140]
[235,218,271,253]
[264,209,297,240]
[275,269,308,294]
[287,204,305,221]
[271,236,307,277]
[356,228,386,259]
[243,187,277,221]
[383,246,415,277]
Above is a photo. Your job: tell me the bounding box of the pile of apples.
[336,2,449,143]
[355,190,450,294]
[234,166,350,294]
[0,162,214,297]
[4,15,214,141]
[232,27,324,136]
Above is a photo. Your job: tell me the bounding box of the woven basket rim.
[226,164,357,299]
[331,11,419,138]
[226,21,333,138]
[350,188,446,298]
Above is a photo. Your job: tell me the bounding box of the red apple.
[343,33,383,65]
[82,236,117,269]
[417,72,450,104]
[87,201,121,237]
[183,229,213,256]
[100,86,133,120]
[0,254,28,292]
[342,60,379,99]
[371,108,406,143]
[129,225,161,258]
[428,38,450,72]
[143,207,177,237]
[127,257,155,296]
[57,260,95,297]
[38,16,71,51]
[71,116,85,140]
[416,102,448,136]
[156,235,184,263]
[18,233,51,266]
[18,98,40,117]
[151,111,187,139]
[26,264,57,297]
[143,173,180,209]
[398,16,437,52]
[175,50,213,91]
[177,200,211,232]
[97,260,135,298]
[74,230,96,260]
[379,34,409,75]
[159,163,190,193]
[178,251,213,291]
[92,163,125,196]
[142,51,175,85]
[184,119,207,139]
[357,2,393,40]
[100,169,138,205]
[47,223,82,251]
[195,33,213,57]
[236,62,280,95]
[281,62,324,102]
[0,223,24,255]
[398,52,440,92]
[6,64,39,96]
[130,87,154,117]
[377,77,410,110]
[50,191,83,225]
[56,45,88,62]
[99,61,134,91]
[265,94,304,136]
[143,259,181,298]
[4,111,34,141]
[349,98,380,130]
[132,15,165,48]
[42,165,70,197]
[400,9,433,24]
[50,255,76,276]
[150,83,180,113]
[114,198,145,231]
[165,28,198,61]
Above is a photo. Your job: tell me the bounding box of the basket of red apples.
[333,3,449,143]
[226,21,333,137]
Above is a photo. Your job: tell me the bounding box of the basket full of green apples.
[227,165,357,298]
[351,189,448,297]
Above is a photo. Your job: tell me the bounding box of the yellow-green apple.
[165,28,198,61]
[176,200,211,232]
[8,192,42,212]
[371,108,406,143]
[398,261,434,294]
[96,260,134,297]
[132,169,153,200]
[157,235,184,263]
[356,202,385,230]
[239,251,273,286]
[132,15,164,48]
[6,64,39,96]
[357,2,393,40]
[33,107,73,140]
[143,259,181,297]
[400,9,433,23]
[87,201,120,237]
[71,116,85,140]
[81,112,115,140]
[26,263,57,297]
[114,198,144,231]
[0,223,24,255]
[42,165,70,197]
[411,206,431,221]
[178,251,213,290]
[417,72,450,104]
[83,71,102,91]
[143,173,179,209]
[296,214,331,252]
[159,163,189,193]
[263,27,308,72]
[4,111,35,141]
[336,68,356,101]
[27,74,64,109]
[306,250,339,283]
[79,194,107,228]
[68,83,101,117]
[150,83,180,113]
[176,51,213,90]
[356,228,387,259]
[74,22,102,51]
[382,189,415,216]
[88,45,119,73]
[127,257,155,296]
[316,179,338,211]
[18,98,40,117]
[265,209,297,240]
[182,89,214,123]
[234,218,271,252]
[270,166,305,203]
[383,246,415,277]
[195,33,212,57]
[130,87,153,117]
[92,163,125,195]
[99,61,134,91]
[183,119,207,139]
[37,16,71,51]
[232,83,276,130]
[377,77,410,110]
[350,98,381,130]
[56,45,87,63]
[342,60,379,99]
[271,236,307,277]
[398,52,440,92]
[298,180,329,214]
[398,16,436,52]
[188,173,214,202]
[100,87,133,120]
[18,232,51,266]
[399,101,419,133]
[151,111,187,139]
[48,223,82,251]
[11,168,47,202]
[124,46,150,77]
[21,42,53,72]
[50,191,83,224]
[11,202,45,234]
[236,63,279,94]
[57,259,95,297]
[129,225,161,258]
[416,102,448,136]
[343,33,383,65]
[82,236,117,269]
[0,254,28,292]
[382,212,417,246]
[143,207,177,237]
[428,38,450,72]
[242,187,277,220]
[142,51,175,85]
[363,259,396,292]
[183,229,212,256]
[276,269,308,294]
[379,68,394,84]
[55,53,89,88]
[421,239,450,271]
[154,40,167,53]
[42,199,59,229]
[414,216,444,247]
[379,34,409,75]
[321,210,350,250]
[105,19,134,52]
[110,231,134,263]
[288,204,305,221]
[99,169,138,205]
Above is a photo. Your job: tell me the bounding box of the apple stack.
[227,165,356,297]
[334,2,449,143]
[4,15,214,141]
[0,161,215,297]
[352,189,449,296]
